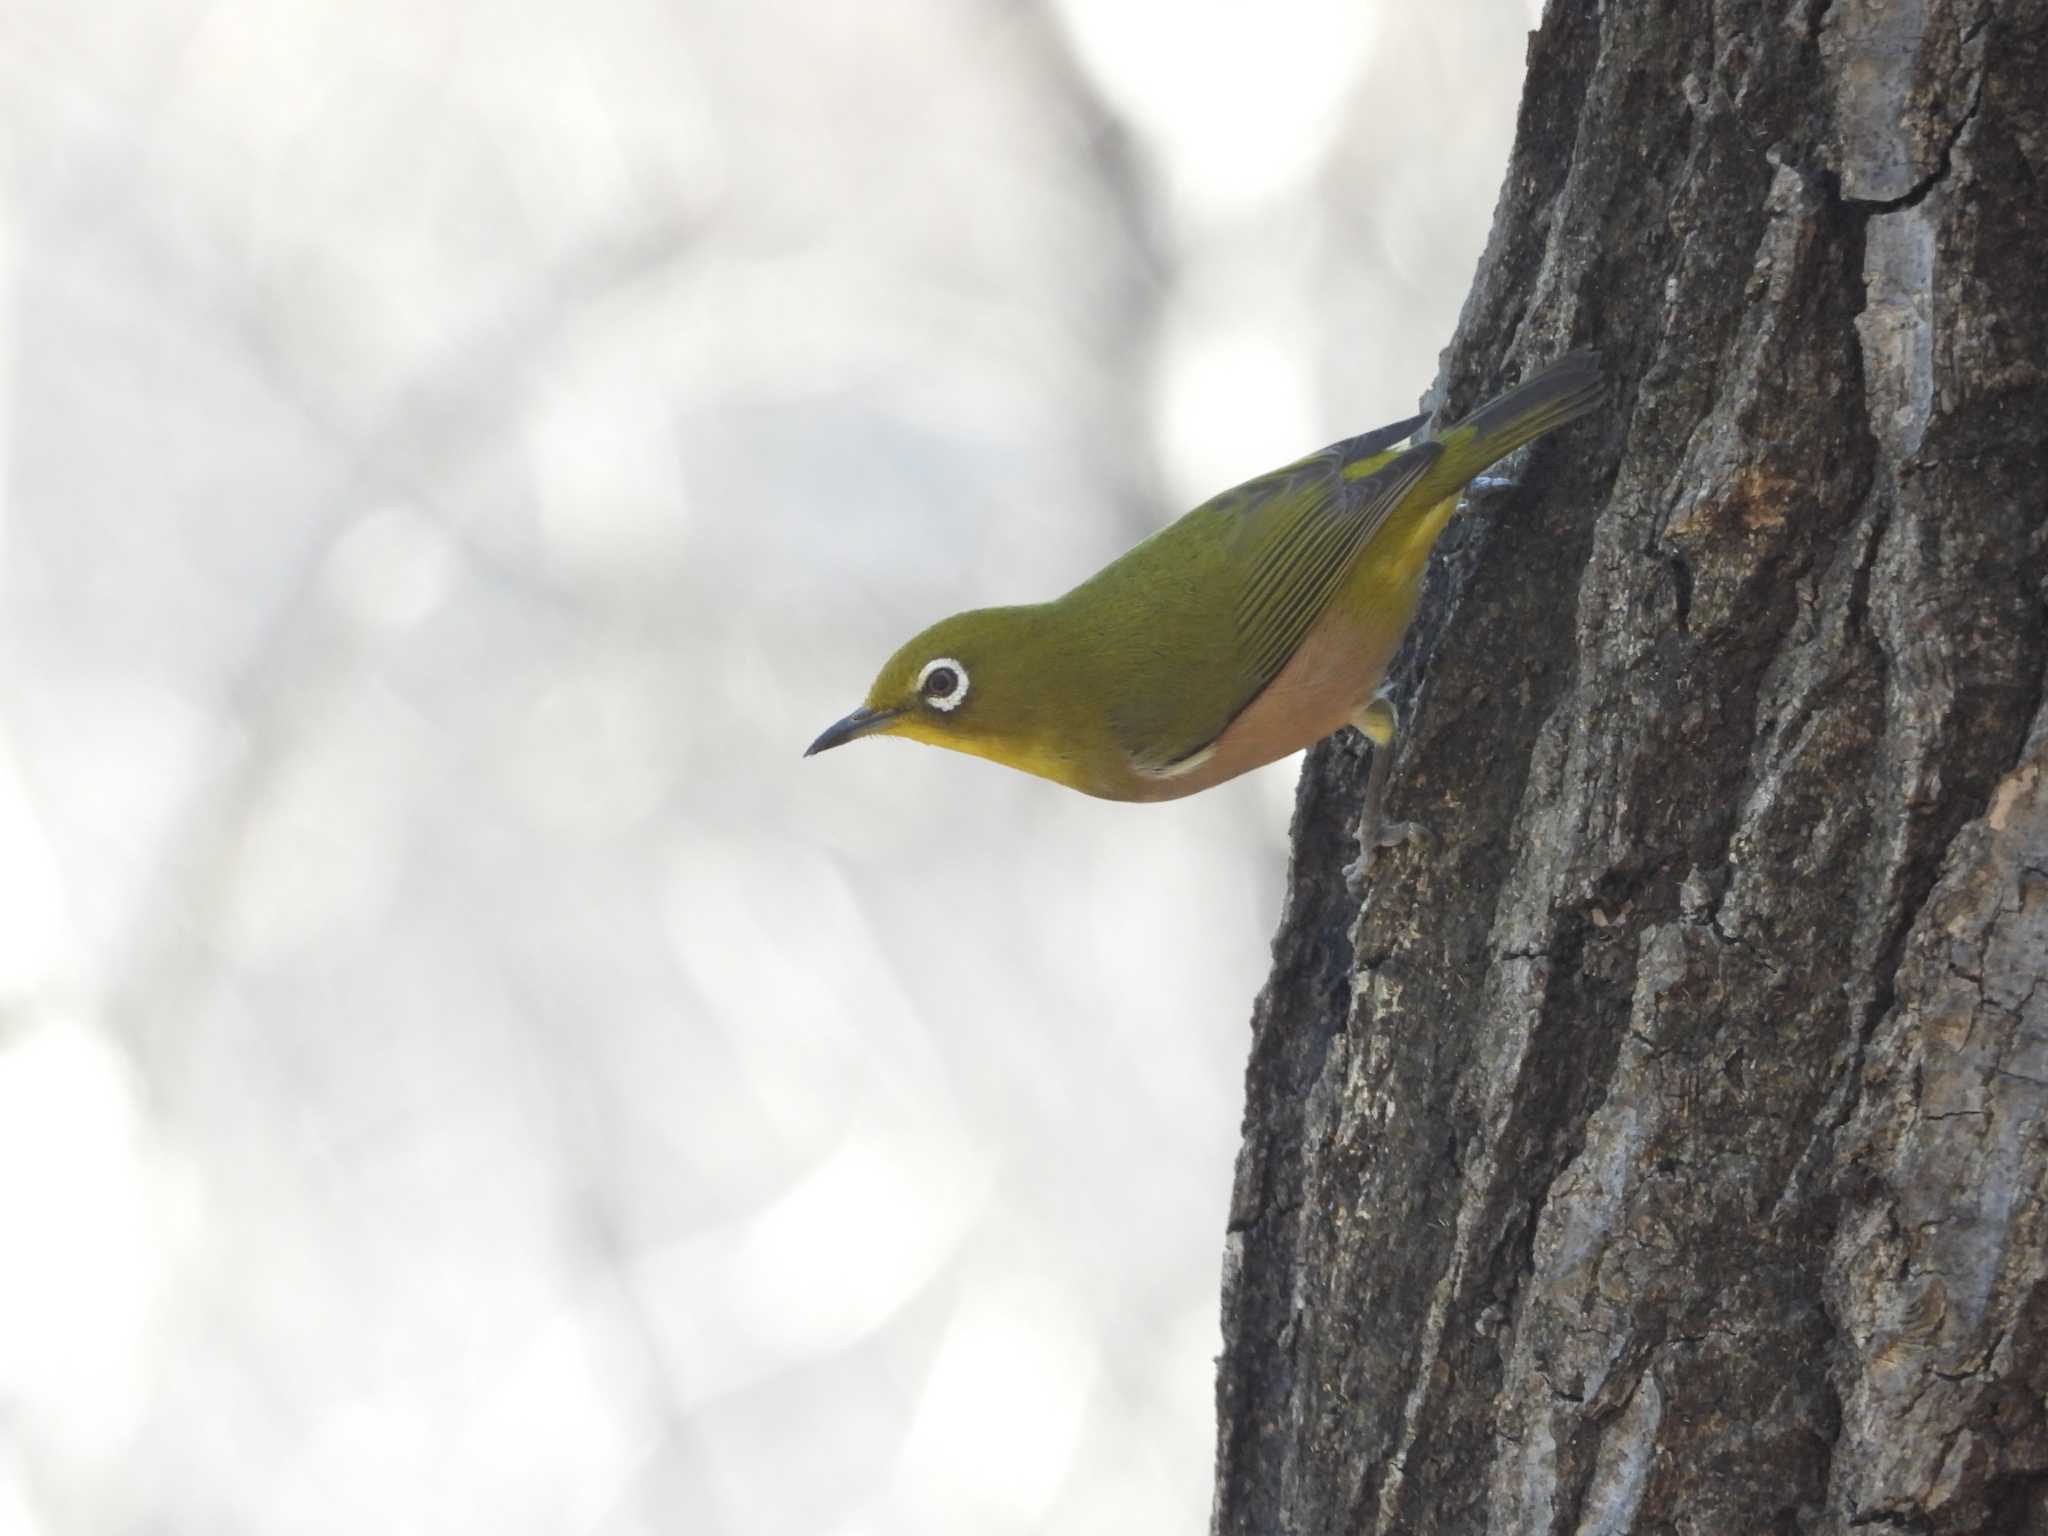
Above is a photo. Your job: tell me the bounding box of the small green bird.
[808,350,1602,850]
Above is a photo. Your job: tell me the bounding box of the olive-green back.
[1045,415,1441,772]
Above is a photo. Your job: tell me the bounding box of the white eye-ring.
[917,657,970,712]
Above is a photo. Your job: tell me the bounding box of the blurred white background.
[0,1,1538,1531]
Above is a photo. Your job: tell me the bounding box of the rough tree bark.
[1213,3,2047,1533]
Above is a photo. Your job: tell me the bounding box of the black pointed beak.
[805,705,902,757]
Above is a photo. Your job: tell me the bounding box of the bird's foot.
[1457,474,1520,511]
[1343,817,1435,893]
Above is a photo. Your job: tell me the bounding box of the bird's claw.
[1341,850,1371,892]
[1343,818,1434,893]
[1375,818,1433,852]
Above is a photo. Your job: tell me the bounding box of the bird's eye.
[917,657,969,712]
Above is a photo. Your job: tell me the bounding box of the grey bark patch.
[1857,205,1938,460]
[1825,0,1936,202]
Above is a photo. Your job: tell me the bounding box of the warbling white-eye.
[808,351,1603,870]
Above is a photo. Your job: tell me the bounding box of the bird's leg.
[1341,691,1431,892]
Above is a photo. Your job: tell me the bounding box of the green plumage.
[809,350,1605,802]
[1059,424,1443,773]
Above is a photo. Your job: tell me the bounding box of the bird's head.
[806,605,1072,779]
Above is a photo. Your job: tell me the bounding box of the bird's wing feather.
[1230,440,1441,687]
[1335,411,1429,466]
[1120,434,1443,774]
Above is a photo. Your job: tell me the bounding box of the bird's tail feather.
[1425,348,1605,491]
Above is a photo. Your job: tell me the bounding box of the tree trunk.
[1212,3,2048,1533]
